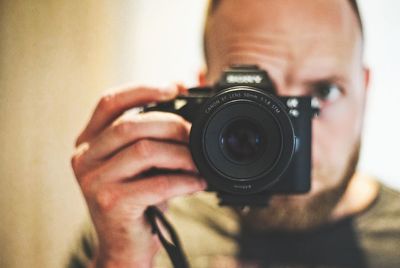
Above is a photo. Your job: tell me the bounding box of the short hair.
[203,0,364,63]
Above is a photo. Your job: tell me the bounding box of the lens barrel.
[190,86,296,194]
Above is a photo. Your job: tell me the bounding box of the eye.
[312,82,342,103]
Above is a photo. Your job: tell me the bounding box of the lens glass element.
[220,119,265,163]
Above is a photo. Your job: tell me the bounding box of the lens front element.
[220,119,265,164]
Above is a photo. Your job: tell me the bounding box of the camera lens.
[190,87,296,193]
[201,100,284,181]
[220,119,265,163]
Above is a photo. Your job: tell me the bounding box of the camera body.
[144,65,318,206]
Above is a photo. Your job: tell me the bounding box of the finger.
[76,84,186,146]
[80,140,197,186]
[92,174,207,212]
[85,112,191,162]
[122,174,206,206]
[73,112,191,177]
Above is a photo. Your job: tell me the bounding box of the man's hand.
[71,85,206,268]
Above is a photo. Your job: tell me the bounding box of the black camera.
[144,65,318,206]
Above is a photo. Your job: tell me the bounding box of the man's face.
[205,0,369,230]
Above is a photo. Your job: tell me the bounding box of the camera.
[144,65,318,206]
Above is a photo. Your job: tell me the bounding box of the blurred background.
[0,0,399,267]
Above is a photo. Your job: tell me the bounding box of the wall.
[358,0,400,189]
[0,1,119,267]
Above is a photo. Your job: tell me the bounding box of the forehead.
[206,0,362,78]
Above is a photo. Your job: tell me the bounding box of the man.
[69,0,400,267]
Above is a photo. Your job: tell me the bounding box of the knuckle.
[98,94,117,113]
[95,186,119,212]
[113,121,135,138]
[134,139,154,158]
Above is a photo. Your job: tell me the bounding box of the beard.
[238,139,361,231]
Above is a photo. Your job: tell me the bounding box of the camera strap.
[145,206,190,268]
